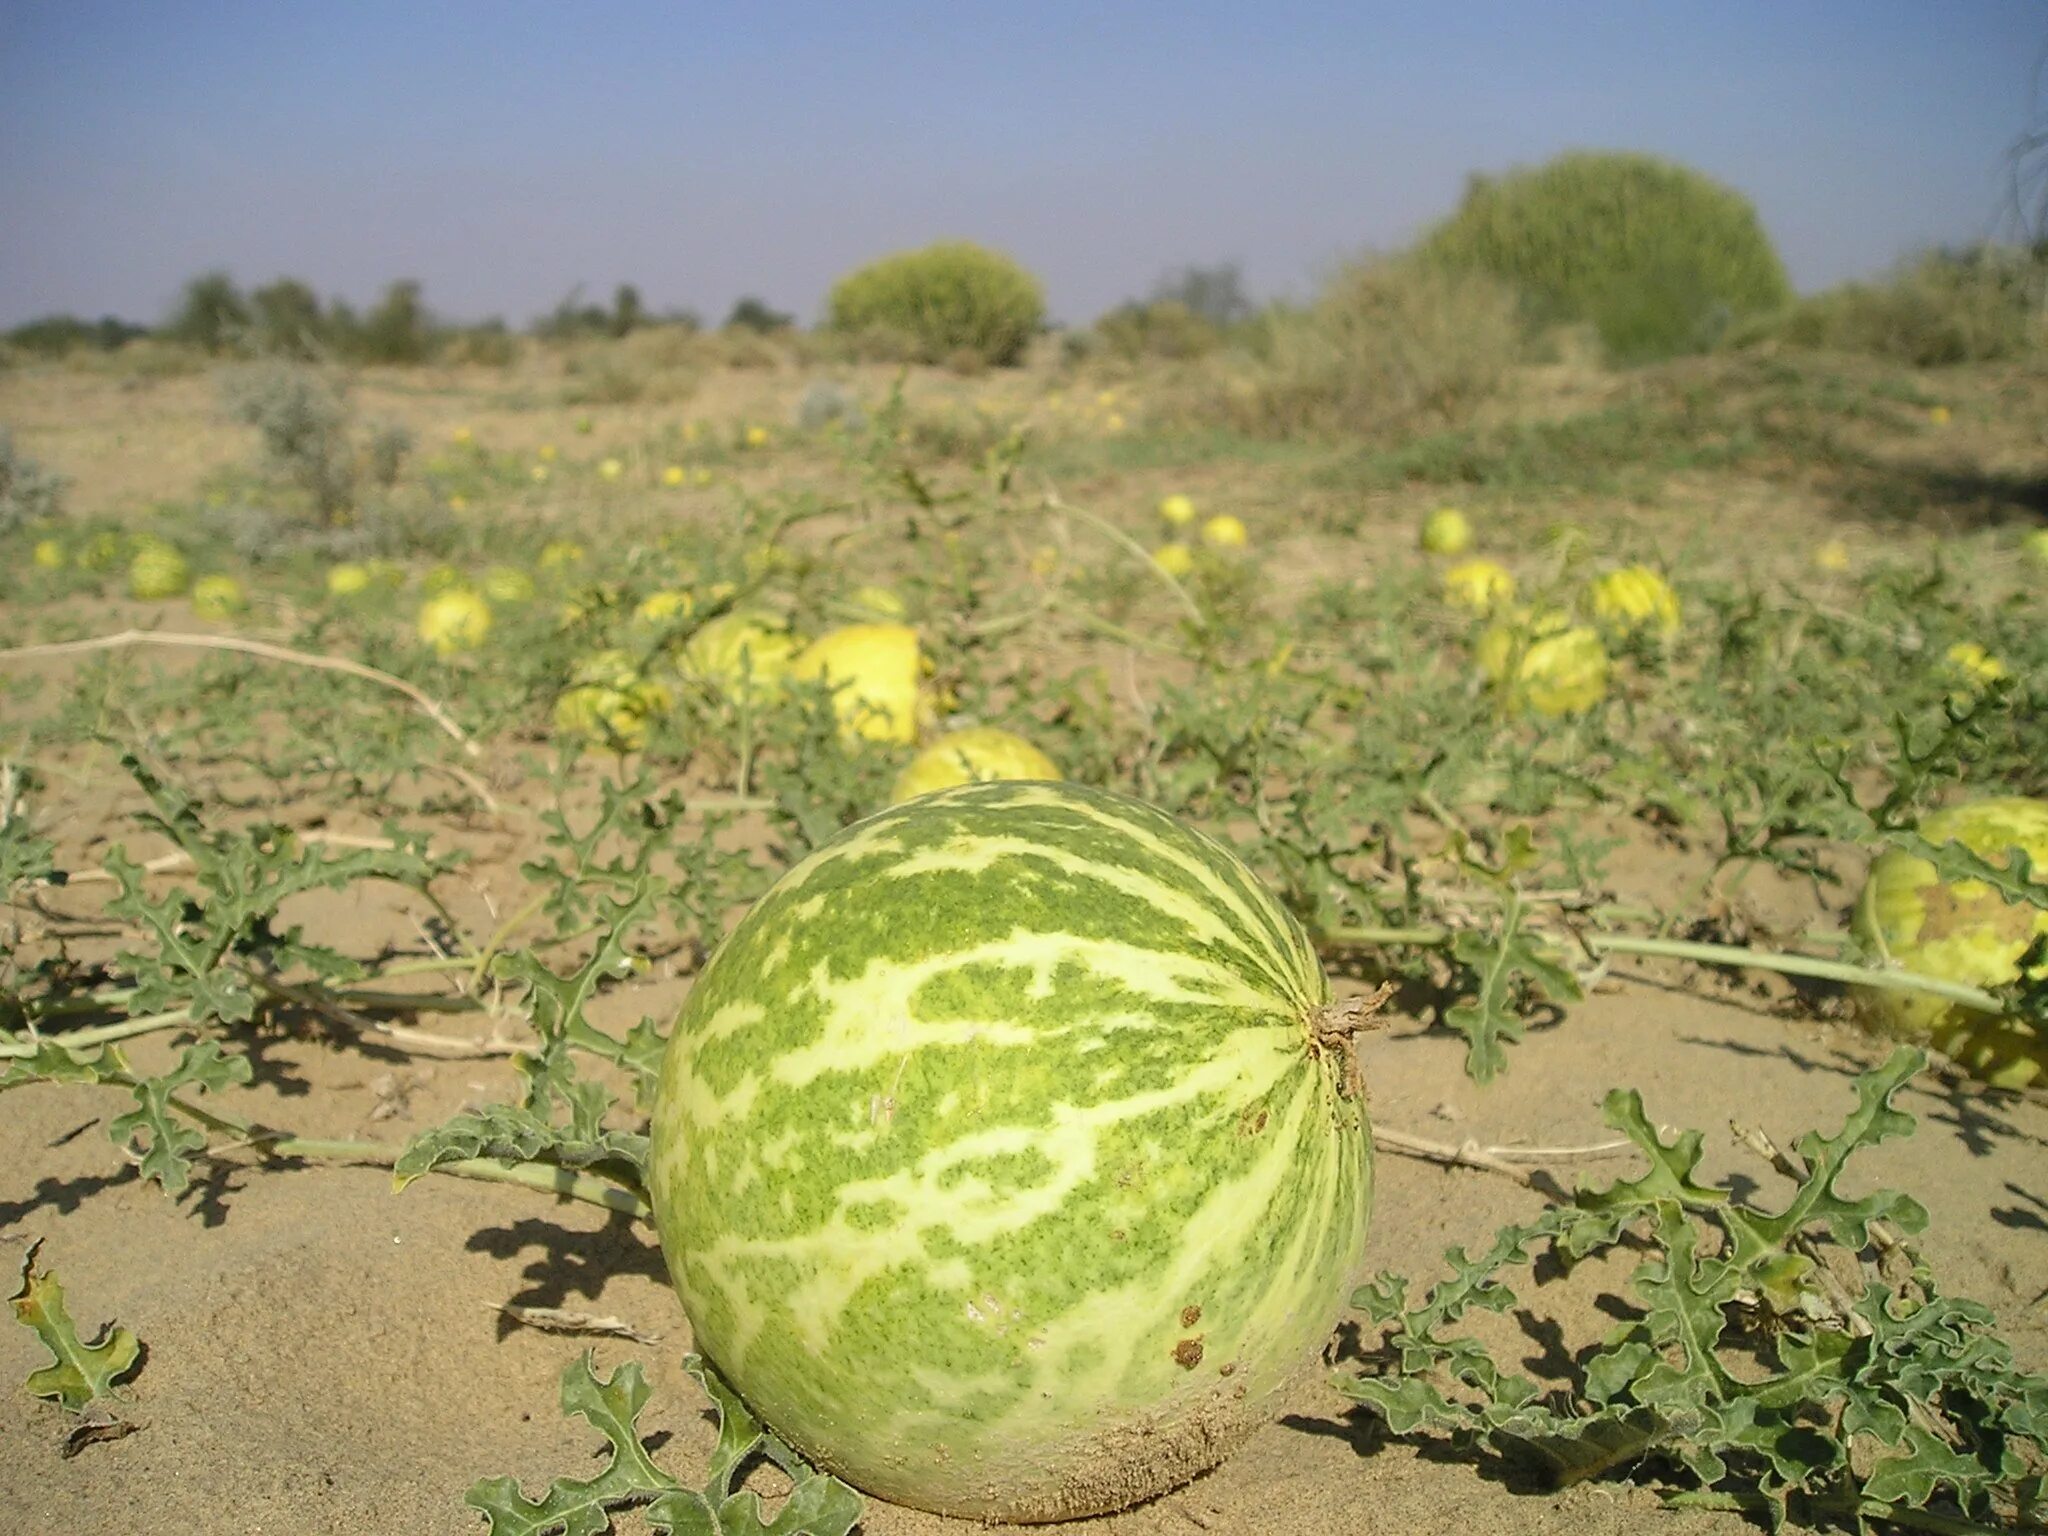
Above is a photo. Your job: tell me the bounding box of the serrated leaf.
[466,1354,678,1536]
[1445,891,1583,1083]
[11,1240,143,1413]
[1,1036,117,1090]
[1338,1048,2048,1524]
[393,1101,647,1190]
[107,1040,252,1195]
[1889,829,2048,912]
[465,1353,861,1536]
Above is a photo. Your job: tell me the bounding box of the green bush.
[1095,299,1221,361]
[165,271,252,355]
[1743,248,2046,366]
[0,427,66,534]
[827,241,1045,367]
[1198,256,1522,440]
[1419,151,1791,363]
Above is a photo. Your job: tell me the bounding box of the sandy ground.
[3,354,2045,1535]
[5,925,2044,1536]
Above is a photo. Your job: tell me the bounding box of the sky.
[2,1,2044,330]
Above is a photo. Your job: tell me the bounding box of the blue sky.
[2,1,2042,329]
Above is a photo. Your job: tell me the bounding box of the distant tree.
[611,283,645,337]
[1149,263,1253,327]
[724,296,793,333]
[351,280,436,364]
[165,270,251,354]
[250,278,327,358]
[534,286,611,339]
[5,314,148,356]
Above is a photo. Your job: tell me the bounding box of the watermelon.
[1852,797,2048,1087]
[647,781,1373,1521]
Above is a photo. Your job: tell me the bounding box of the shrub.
[219,363,359,522]
[1096,299,1221,361]
[0,428,66,534]
[725,296,794,334]
[1201,256,1522,440]
[1149,263,1254,327]
[343,280,438,364]
[1419,151,1791,363]
[5,314,149,358]
[1743,247,2046,366]
[165,270,252,355]
[827,241,1045,367]
[249,278,329,359]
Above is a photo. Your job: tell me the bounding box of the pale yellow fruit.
[634,590,696,626]
[2027,528,2048,568]
[1151,543,1194,578]
[792,622,934,745]
[662,465,685,488]
[890,727,1062,804]
[1477,610,1610,716]
[1852,797,2048,1087]
[32,539,63,570]
[1201,514,1248,549]
[190,574,247,620]
[1588,565,1681,639]
[1158,494,1196,527]
[599,457,624,482]
[80,531,123,570]
[1442,559,1516,614]
[554,650,674,751]
[328,563,372,597]
[127,542,190,600]
[1944,642,2006,690]
[683,613,799,705]
[1814,540,1851,572]
[744,425,770,448]
[417,590,492,657]
[539,540,585,570]
[1421,507,1471,556]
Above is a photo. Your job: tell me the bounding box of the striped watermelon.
[647,781,1373,1522]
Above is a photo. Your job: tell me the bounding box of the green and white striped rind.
[648,780,1372,1522]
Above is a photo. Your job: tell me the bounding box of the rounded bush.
[1420,151,1791,362]
[827,242,1046,368]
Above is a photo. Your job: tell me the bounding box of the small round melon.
[890,726,1060,804]
[1852,797,2048,1087]
[647,781,1373,1521]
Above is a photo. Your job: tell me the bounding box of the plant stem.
[250,1137,651,1221]
[1316,925,2010,1014]
[0,1007,194,1057]
[162,1091,650,1220]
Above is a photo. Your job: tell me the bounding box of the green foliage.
[11,1240,144,1414]
[0,426,67,534]
[1344,1049,2048,1528]
[724,296,793,334]
[1420,151,1792,363]
[467,1352,862,1536]
[827,241,1045,367]
[345,278,439,364]
[219,361,414,521]
[1095,298,1221,361]
[3,314,149,358]
[1748,247,2046,366]
[164,269,252,355]
[249,277,329,359]
[1206,256,1522,440]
